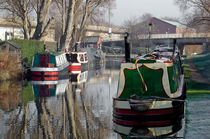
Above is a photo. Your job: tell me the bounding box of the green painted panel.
[168,66,178,93]
[120,66,167,98]
[49,55,56,66]
[32,55,40,67]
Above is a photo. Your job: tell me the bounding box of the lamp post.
[148,22,152,53]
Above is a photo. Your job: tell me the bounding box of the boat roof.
[35,51,65,56]
[70,51,87,54]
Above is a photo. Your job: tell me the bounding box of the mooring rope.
[135,59,147,91]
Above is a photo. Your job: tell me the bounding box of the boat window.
[71,54,78,62]
[79,54,84,61]
[85,54,88,61]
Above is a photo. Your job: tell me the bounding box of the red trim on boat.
[69,69,81,71]
[114,108,174,116]
[44,77,58,80]
[31,77,42,80]
[31,72,42,75]
[113,119,173,127]
[44,72,58,75]
[31,76,58,81]
[69,65,81,68]
[164,61,173,63]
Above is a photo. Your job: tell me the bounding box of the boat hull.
[30,62,69,81]
[69,62,88,73]
[113,117,183,138]
[113,98,185,126]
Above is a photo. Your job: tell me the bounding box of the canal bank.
[184,53,210,138]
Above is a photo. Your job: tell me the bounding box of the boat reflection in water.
[113,101,185,138]
[31,79,69,97]
[70,70,88,85]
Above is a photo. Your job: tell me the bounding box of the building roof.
[0,41,21,49]
[160,19,188,29]
[8,41,21,49]
[138,17,177,34]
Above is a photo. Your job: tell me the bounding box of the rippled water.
[185,93,210,139]
[0,57,208,138]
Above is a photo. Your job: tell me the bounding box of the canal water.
[0,57,209,138]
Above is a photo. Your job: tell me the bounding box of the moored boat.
[66,51,88,73]
[113,34,186,126]
[30,52,69,81]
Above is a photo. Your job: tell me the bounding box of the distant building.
[139,17,196,34]
[160,19,196,34]
[0,41,22,67]
[138,17,176,34]
[0,18,55,42]
[0,41,21,56]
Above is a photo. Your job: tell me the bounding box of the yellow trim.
[135,59,147,91]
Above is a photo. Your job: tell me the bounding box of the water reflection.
[31,79,69,97]
[0,58,122,138]
[0,81,22,112]
[113,115,184,138]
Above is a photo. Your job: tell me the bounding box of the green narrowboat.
[113,35,186,127]
[30,52,69,81]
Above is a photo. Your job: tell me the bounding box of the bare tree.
[73,0,112,47]
[32,0,54,40]
[55,0,115,50]
[0,0,54,40]
[0,0,33,39]
[175,0,210,31]
[121,13,154,51]
[58,0,76,50]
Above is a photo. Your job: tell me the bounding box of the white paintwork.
[31,62,69,72]
[114,99,173,110]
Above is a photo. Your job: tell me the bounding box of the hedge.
[12,39,44,66]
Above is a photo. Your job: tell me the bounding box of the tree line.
[175,0,210,32]
[0,0,115,50]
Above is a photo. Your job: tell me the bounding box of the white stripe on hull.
[113,99,173,110]
[31,62,69,72]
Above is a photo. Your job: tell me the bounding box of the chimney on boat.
[124,32,130,62]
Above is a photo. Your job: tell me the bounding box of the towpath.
[187,58,210,84]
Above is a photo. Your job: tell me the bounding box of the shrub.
[0,50,22,81]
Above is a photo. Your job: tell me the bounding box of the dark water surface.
[0,57,206,138]
[185,93,210,139]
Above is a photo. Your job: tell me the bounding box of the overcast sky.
[110,0,182,26]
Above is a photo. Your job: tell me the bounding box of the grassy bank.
[184,53,210,94]
[0,39,45,81]
[193,53,210,81]
[12,39,44,67]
